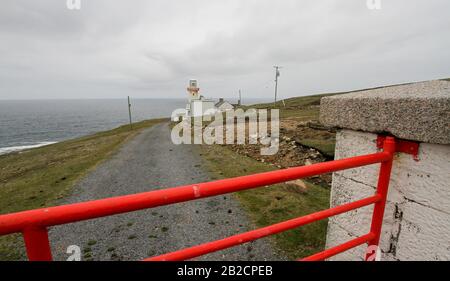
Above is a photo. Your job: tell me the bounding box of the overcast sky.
[1,0,449,100]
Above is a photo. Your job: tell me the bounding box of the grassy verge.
[295,138,335,158]
[199,144,330,259]
[245,93,330,119]
[0,118,165,260]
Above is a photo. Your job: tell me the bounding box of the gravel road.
[49,122,283,261]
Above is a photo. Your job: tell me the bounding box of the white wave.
[0,142,57,155]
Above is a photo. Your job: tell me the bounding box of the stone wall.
[320,80,450,260]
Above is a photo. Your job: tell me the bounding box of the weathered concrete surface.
[326,130,450,261]
[320,80,450,144]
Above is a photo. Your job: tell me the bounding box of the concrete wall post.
[320,80,450,260]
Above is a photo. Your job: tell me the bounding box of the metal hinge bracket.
[377,135,420,161]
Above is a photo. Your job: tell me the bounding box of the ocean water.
[0,98,269,155]
[0,99,186,154]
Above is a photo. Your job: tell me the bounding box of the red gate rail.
[0,137,397,261]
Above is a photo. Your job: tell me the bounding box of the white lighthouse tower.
[187,79,200,102]
[185,79,216,118]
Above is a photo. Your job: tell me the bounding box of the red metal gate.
[0,136,405,261]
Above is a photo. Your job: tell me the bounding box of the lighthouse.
[185,79,216,118]
[187,79,200,102]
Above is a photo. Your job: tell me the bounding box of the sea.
[0,98,268,155]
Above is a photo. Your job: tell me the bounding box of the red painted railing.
[0,137,397,261]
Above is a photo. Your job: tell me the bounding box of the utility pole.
[273,66,282,105]
[238,89,242,106]
[127,96,133,130]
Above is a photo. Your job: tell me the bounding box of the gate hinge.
[377,135,420,161]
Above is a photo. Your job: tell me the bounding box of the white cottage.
[215,98,234,112]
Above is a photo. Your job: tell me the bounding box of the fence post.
[365,136,396,261]
[23,227,53,261]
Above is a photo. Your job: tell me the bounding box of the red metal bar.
[300,232,375,261]
[144,195,381,261]
[365,136,396,261]
[22,227,52,261]
[377,135,419,161]
[0,151,389,236]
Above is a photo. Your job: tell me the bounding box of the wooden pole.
[273,66,281,107]
[239,89,242,106]
[274,68,279,103]
[128,96,133,130]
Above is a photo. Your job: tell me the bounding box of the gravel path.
[49,122,282,261]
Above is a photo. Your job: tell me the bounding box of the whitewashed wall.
[326,130,450,261]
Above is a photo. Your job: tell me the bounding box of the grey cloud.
[0,0,449,100]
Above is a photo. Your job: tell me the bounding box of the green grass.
[0,118,164,260]
[199,144,330,259]
[87,240,97,246]
[295,138,336,158]
[249,93,332,109]
[243,93,333,120]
